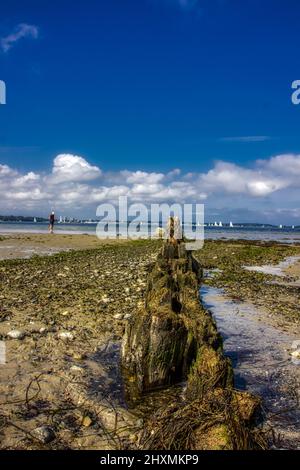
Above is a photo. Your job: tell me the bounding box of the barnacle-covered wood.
[121,236,232,397]
[122,231,264,450]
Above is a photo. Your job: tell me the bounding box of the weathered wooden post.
[121,217,227,401]
[121,217,262,449]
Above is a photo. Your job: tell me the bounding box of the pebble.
[60,310,69,316]
[291,340,300,350]
[7,330,25,340]
[70,365,84,373]
[82,416,92,427]
[291,350,300,359]
[73,352,84,360]
[32,425,55,444]
[58,331,74,341]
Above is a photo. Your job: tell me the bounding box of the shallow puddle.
[86,340,126,407]
[243,256,300,277]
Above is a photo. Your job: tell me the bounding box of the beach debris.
[6,330,25,340]
[32,425,55,444]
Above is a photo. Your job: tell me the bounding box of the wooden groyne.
[122,229,265,449]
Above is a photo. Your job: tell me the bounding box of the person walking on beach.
[49,211,55,234]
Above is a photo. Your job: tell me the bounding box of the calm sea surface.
[1,222,300,243]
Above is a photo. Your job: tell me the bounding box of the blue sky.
[1,0,300,222]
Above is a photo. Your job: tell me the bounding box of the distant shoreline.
[1,225,300,244]
[0,220,299,229]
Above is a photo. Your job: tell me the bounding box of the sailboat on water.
[229,221,233,228]
[33,218,37,223]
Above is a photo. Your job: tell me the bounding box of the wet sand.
[0,237,300,449]
[0,233,126,260]
[0,240,159,449]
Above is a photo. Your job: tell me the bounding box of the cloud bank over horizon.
[1,152,300,224]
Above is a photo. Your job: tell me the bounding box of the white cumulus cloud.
[49,154,102,184]
[1,152,300,223]
[199,161,287,197]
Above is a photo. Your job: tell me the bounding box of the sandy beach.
[0,233,130,260]
[0,235,299,449]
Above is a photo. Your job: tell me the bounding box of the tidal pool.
[201,284,300,449]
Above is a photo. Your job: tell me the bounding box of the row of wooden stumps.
[121,219,265,450]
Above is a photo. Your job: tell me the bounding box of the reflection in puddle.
[201,285,300,449]
[85,340,126,407]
